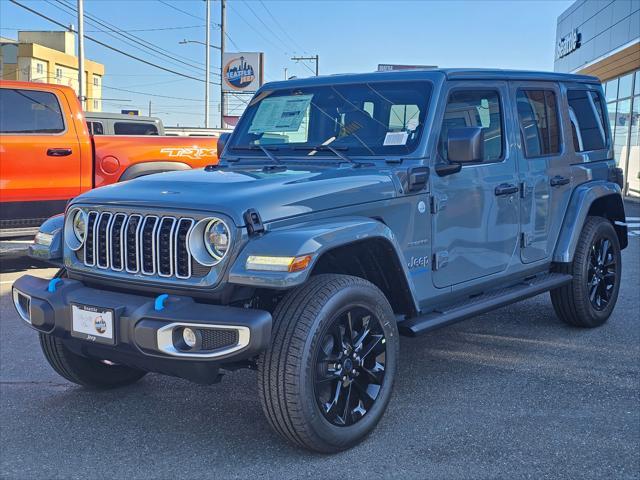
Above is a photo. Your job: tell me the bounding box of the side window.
[567,89,607,152]
[0,88,65,134]
[113,122,159,135]
[88,121,104,135]
[438,90,503,162]
[516,89,561,157]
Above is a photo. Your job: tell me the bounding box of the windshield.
[228,80,432,158]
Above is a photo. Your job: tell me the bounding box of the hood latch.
[244,208,265,236]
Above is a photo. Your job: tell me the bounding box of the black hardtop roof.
[262,68,600,91]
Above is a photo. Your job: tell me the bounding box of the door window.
[0,88,65,134]
[516,90,560,157]
[113,122,158,135]
[567,89,608,152]
[438,90,503,162]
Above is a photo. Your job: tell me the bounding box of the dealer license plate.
[71,304,115,345]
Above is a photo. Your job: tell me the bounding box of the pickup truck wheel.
[551,216,621,328]
[39,333,146,388]
[258,274,399,453]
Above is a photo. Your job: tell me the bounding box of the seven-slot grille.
[83,211,196,279]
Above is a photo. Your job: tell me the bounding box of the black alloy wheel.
[587,236,617,311]
[551,216,622,328]
[314,307,387,427]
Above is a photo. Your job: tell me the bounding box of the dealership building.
[554,0,639,196]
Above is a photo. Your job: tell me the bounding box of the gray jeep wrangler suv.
[14,69,628,453]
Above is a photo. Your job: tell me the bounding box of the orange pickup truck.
[0,80,219,238]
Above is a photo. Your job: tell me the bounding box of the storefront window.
[614,99,630,164]
[635,71,640,96]
[618,73,634,99]
[607,102,617,138]
[605,78,618,103]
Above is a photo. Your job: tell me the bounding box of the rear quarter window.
[0,88,65,134]
[567,89,608,152]
[113,122,158,135]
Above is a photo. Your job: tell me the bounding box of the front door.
[511,81,572,263]
[431,82,520,288]
[0,86,82,229]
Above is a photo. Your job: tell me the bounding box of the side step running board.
[399,273,572,337]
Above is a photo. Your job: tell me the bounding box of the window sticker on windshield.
[383,131,409,146]
[249,94,313,134]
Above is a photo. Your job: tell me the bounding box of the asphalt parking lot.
[1,203,638,480]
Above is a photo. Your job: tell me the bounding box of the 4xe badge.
[160,147,216,160]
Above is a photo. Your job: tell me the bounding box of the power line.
[86,24,206,33]
[258,0,308,54]
[243,1,290,52]
[227,3,288,54]
[157,0,204,21]
[51,0,216,76]
[9,0,207,83]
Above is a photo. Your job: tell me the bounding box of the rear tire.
[39,333,147,388]
[550,216,621,328]
[258,274,399,453]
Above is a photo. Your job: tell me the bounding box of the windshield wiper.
[229,144,282,164]
[294,145,359,165]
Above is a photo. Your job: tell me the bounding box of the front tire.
[258,274,399,453]
[39,333,147,388]
[551,216,622,328]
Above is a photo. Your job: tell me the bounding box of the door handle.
[494,183,519,196]
[550,175,570,187]
[47,148,72,157]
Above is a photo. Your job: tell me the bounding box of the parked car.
[0,81,219,238]
[14,69,627,453]
[164,126,232,137]
[85,112,164,136]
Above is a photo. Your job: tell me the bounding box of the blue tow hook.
[47,278,62,293]
[154,294,169,311]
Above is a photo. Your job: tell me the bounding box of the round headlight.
[72,209,87,242]
[204,218,230,261]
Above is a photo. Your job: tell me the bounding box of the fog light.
[12,289,31,324]
[182,327,197,348]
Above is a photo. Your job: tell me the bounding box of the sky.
[0,0,575,127]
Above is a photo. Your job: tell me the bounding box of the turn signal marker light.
[246,254,314,272]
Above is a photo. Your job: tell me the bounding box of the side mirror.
[217,132,231,157]
[447,127,484,163]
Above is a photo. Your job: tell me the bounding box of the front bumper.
[12,275,272,384]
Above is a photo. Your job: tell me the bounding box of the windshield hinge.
[244,208,265,236]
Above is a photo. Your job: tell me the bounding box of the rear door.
[511,81,572,263]
[430,81,520,288]
[0,86,81,229]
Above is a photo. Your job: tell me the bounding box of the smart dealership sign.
[222,52,264,93]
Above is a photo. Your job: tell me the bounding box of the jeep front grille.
[82,211,198,279]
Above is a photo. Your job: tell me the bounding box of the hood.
[73,165,397,226]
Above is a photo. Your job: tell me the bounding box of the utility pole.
[284,67,287,80]
[77,0,85,109]
[204,0,210,128]
[220,0,226,129]
[148,100,152,117]
[291,55,319,76]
